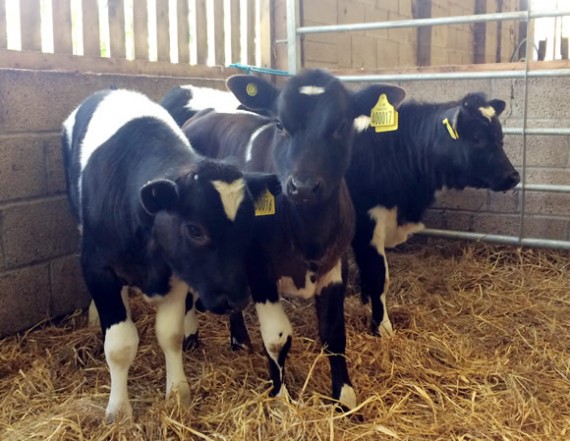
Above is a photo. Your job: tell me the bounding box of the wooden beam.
[0,0,7,49]
[108,0,126,59]
[177,0,190,64]
[133,0,149,60]
[213,0,225,65]
[517,0,529,61]
[53,0,73,54]
[156,0,170,62]
[259,0,273,68]
[495,0,503,62]
[473,0,486,64]
[230,0,241,64]
[20,0,42,52]
[195,0,207,65]
[413,0,431,67]
[82,0,101,58]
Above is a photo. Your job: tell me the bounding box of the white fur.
[154,276,191,405]
[368,206,424,336]
[316,259,343,294]
[79,90,190,172]
[180,85,240,113]
[299,85,326,95]
[212,178,246,221]
[104,319,139,421]
[255,301,293,383]
[277,272,317,299]
[245,123,273,163]
[479,106,496,121]
[353,115,371,133]
[339,384,357,409]
[62,107,78,150]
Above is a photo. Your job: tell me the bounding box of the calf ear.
[243,172,282,200]
[140,179,179,214]
[352,84,407,117]
[226,75,279,113]
[489,99,506,116]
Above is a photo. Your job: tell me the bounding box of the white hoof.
[169,381,191,406]
[339,384,357,410]
[379,319,394,337]
[276,384,291,402]
[105,400,132,423]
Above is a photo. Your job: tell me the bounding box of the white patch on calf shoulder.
[299,85,326,95]
[339,384,357,410]
[368,206,424,250]
[104,318,139,421]
[180,85,241,113]
[212,178,246,221]
[353,115,371,133]
[62,107,78,150]
[316,259,343,294]
[479,106,496,121]
[245,123,273,163]
[277,272,317,299]
[79,89,191,171]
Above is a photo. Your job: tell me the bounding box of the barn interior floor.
[1,238,569,441]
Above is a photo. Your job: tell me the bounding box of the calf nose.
[506,170,520,188]
[286,176,323,202]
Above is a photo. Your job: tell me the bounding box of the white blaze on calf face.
[62,107,78,150]
[212,178,246,221]
[245,123,273,163]
[479,105,496,121]
[298,85,326,95]
[353,115,371,133]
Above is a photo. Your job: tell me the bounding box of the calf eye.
[185,223,208,245]
[274,119,285,132]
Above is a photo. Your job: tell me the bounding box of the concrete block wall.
[354,76,570,241]
[0,68,227,336]
[299,0,520,69]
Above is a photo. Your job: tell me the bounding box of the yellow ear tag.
[255,187,275,216]
[442,118,459,140]
[246,83,258,97]
[370,93,398,133]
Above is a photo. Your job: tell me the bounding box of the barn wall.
[294,0,521,70]
[347,76,570,241]
[0,67,229,337]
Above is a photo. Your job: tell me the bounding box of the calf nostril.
[311,180,321,194]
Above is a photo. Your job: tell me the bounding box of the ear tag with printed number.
[255,187,275,216]
[370,94,398,133]
[442,118,459,140]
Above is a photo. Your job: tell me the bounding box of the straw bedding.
[1,238,569,440]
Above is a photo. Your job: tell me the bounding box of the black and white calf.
[346,93,520,336]
[160,84,243,126]
[182,70,406,409]
[61,89,279,421]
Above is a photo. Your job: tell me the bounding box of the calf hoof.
[183,332,200,351]
[105,400,132,423]
[371,319,394,337]
[337,384,357,411]
[169,381,191,406]
[230,335,252,352]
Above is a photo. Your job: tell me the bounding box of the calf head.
[227,70,406,206]
[438,93,520,191]
[140,160,280,314]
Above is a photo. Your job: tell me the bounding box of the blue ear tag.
[442,118,459,140]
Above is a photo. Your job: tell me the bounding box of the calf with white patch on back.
[61,89,279,421]
[181,69,406,409]
[347,92,520,336]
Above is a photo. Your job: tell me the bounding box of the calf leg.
[229,311,252,351]
[254,289,292,398]
[82,249,138,422]
[315,258,356,410]
[352,221,392,336]
[183,289,200,350]
[154,276,190,405]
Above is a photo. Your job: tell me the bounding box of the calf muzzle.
[286,175,324,204]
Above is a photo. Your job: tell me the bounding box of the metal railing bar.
[338,68,570,82]
[297,10,570,35]
[419,229,570,250]
[503,128,570,135]
[515,184,570,193]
